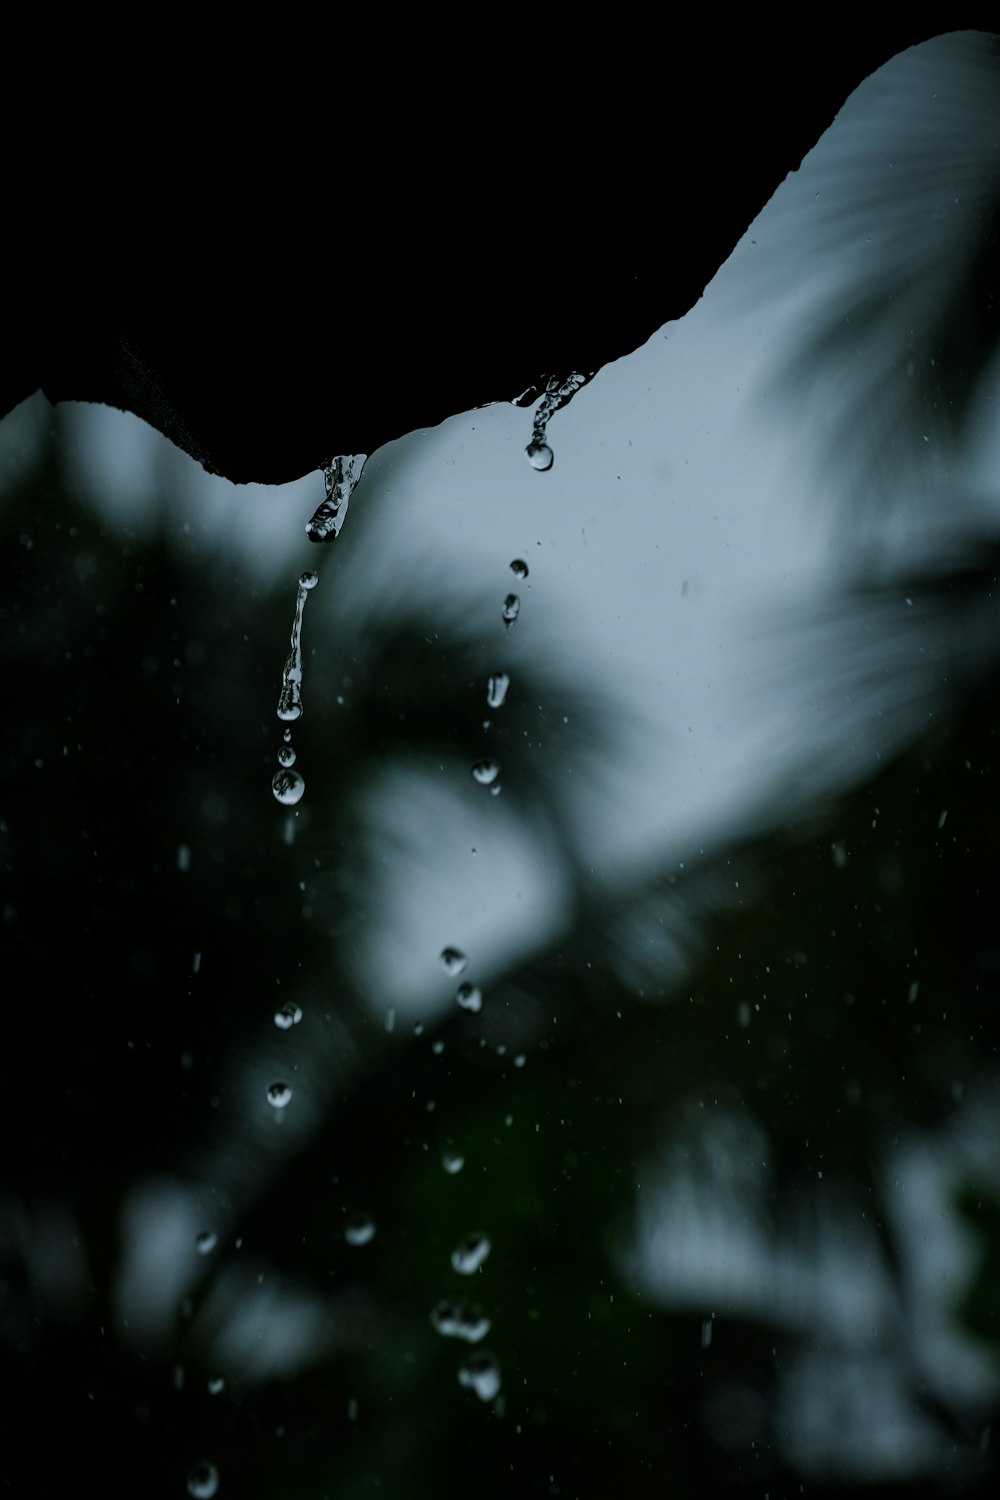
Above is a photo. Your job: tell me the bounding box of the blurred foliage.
[2,397,999,1499]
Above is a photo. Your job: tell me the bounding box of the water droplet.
[451,1232,490,1274]
[440,946,467,976]
[486,673,510,709]
[458,1351,501,1401]
[195,1230,218,1256]
[510,559,529,579]
[442,1150,464,1174]
[187,1462,220,1499]
[344,1213,376,1247]
[472,759,500,786]
[524,371,586,471]
[207,1376,225,1395]
[306,455,367,542]
[282,728,292,743]
[267,1081,292,1109]
[271,767,305,806]
[514,1053,526,1068]
[501,594,520,628]
[276,570,320,723]
[299,571,319,590]
[176,843,191,873]
[274,1001,303,1030]
[525,440,554,471]
[276,744,297,768]
[489,783,502,797]
[456,982,482,1013]
[431,1300,491,1342]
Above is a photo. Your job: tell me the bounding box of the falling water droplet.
[195,1230,218,1256]
[282,728,292,743]
[442,1150,464,1174]
[187,1462,220,1499]
[431,1300,492,1342]
[207,1377,225,1395]
[456,982,482,1013]
[524,371,586,471]
[344,1213,376,1247]
[274,1001,303,1030]
[451,1232,490,1274]
[510,559,529,579]
[276,744,297,768]
[267,1081,292,1109]
[458,1352,501,1401]
[440,946,467,977]
[486,673,510,709]
[277,570,319,723]
[501,594,520,628]
[472,759,500,787]
[299,570,318,590]
[271,767,305,806]
[306,455,367,543]
[525,440,554,471]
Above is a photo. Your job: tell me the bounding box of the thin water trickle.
[486,673,510,709]
[307,455,366,542]
[524,372,586,470]
[501,594,520,628]
[276,572,319,724]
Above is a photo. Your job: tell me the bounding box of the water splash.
[307,455,367,542]
[525,372,587,470]
[458,1352,501,1401]
[276,571,319,723]
[486,673,510,709]
[501,594,520,628]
